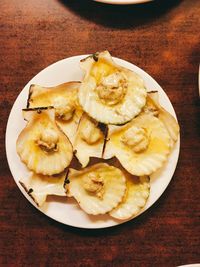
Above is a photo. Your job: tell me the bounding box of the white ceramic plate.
[94,0,152,5]
[6,55,180,229]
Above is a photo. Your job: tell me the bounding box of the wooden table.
[1,0,199,266]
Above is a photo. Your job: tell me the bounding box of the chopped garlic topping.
[97,72,128,106]
[81,119,103,145]
[53,97,75,121]
[37,127,59,152]
[102,72,124,87]
[121,126,149,153]
[83,173,104,199]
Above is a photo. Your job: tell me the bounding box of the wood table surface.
[0,0,200,266]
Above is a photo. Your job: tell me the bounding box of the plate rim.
[5,54,180,229]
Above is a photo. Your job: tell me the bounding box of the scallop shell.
[104,113,171,176]
[110,175,150,220]
[17,107,73,175]
[19,171,67,207]
[66,163,126,215]
[78,51,147,124]
[27,82,82,145]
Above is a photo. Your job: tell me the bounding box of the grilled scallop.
[65,163,126,215]
[110,175,150,220]
[104,113,171,176]
[143,91,180,146]
[16,107,73,175]
[20,171,67,207]
[73,113,106,168]
[78,51,147,124]
[27,82,82,144]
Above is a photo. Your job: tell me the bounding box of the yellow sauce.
[91,58,117,84]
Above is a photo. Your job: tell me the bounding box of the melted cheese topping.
[81,119,103,145]
[97,72,128,106]
[83,173,104,199]
[121,126,149,153]
[91,58,117,84]
[53,96,75,121]
[36,127,59,152]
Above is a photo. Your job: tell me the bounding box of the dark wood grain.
[0,0,200,266]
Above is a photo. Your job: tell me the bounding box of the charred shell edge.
[80,52,99,63]
[27,84,35,108]
[23,106,55,121]
[101,125,108,157]
[147,90,158,94]
[63,169,70,188]
[19,181,40,206]
[92,52,99,62]
[23,106,54,113]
